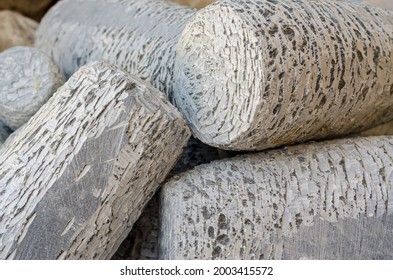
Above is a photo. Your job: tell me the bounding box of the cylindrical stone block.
[160,136,393,259]
[0,62,191,260]
[36,0,393,151]
[35,0,195,97]
[0,46,65,130]
[173,0,393,150]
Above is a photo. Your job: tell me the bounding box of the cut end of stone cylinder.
[174,0,264,150]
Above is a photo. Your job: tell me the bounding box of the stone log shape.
[160,136,393,259]
[0,121,11,149]
[0,10,38,52]
[36,0,393,151]
[35,0,195,96]
[0,47,65,130]
[173,0,393,150]
[0,61,191,260]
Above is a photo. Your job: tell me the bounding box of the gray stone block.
[0,61,191,260]
[35,0,194,97]
[0,46,64,130]
[160,136,393,259]
[36,0,393,151]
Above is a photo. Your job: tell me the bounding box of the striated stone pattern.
[113,138,234,260]
[0,10,38,52]
[174,0,393,150]
[0,121,11,149]
[0,0,58,21]
[0,47,65,130]
[35,0,195,100]
[160,136,393,259]
[0,62,191,260]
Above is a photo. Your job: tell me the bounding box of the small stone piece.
[0,121,11,149]
[160,136,393,259]
[0,11,38,52]
[0,0,58,21]
[0,46,65,130]
[0,61,191,260]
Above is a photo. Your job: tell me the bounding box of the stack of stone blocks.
[0,0,393,260]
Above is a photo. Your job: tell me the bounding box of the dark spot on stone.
[212,246,222,259]
[320,95,326,106]
[216,234,230,245]
[208,226,214,239]
[282,25,295,40]
[338,79,346,90]
[218,213,227,229]
[273,104,281,115]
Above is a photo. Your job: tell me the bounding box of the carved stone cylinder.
[160,137,393,259]
[0,62,191,260]
[0,46,64,130]
[36,0,393,150]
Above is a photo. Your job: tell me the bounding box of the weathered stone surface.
[0,121,11,149]
[35,0,195,97]
[0,62,191,260]
[160,136,393,259]
[0,47,64,130]
[37,0,393,151]
[113,138,234,260]
[172,0,393,10]
[0,0,58,21]
[174,0,393,150]
[0,11,38,52]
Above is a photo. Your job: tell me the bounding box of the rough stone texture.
[0,121,11,149]
[171,0,393,10]
[174,0,393,150]
[35,0,195,98]
[0,62,191,260]
[112,138,234,260]
[0,47,65,130]
[160,136,393,259]
[0,11,38,52]
[37,0,393,151]
[0,0,58,21]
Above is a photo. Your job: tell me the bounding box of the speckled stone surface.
[0,46,64,130]
[0,62,191,260]
[160,136,393,259]
[112,138,235,260]
[174,0,393,150]
[35,0,195,98]
[37,0,393,151]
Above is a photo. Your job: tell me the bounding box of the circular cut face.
[173,1,264,149]
[174,0,393,151]
[0,46,64,130]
